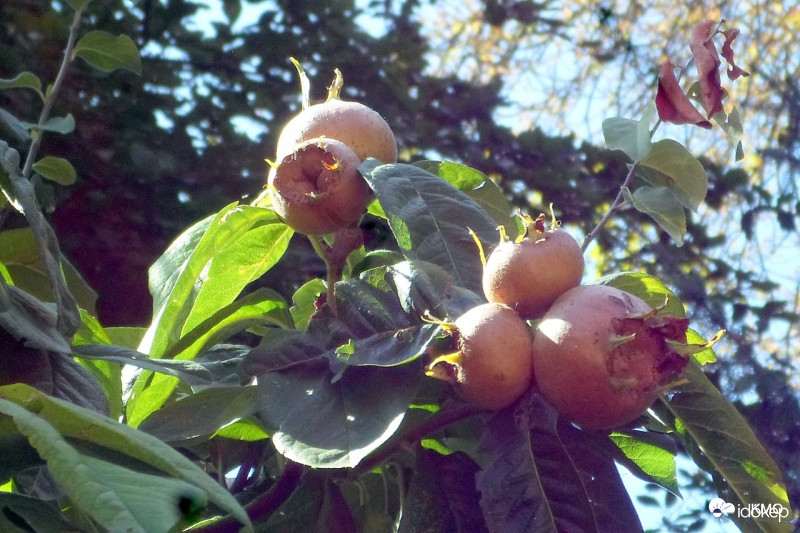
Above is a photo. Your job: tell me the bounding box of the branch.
[195,460,305,533]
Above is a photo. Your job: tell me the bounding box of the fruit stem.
[327,68,344,101]
[308,235,341,316]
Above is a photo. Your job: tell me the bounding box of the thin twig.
[22,7,83,179]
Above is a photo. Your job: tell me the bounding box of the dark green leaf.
[32,156,77,185]
[73,31,142,75]
[0,227,98,314]
[72,344,215,386]
[387,260,485,320]
[399,449,488,533]
[414,160,517,236]
[137,386,261,443]
[0,492,79,532]
[361,163,498,293]
[264,470,357,533]
[335,323,440,367]
[256,362,421,468]
[659,362,792,532]
[0,284,70,353]
[476,392,643,533]
[0,383,253,530]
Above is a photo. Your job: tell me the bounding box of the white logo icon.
[708,498,736,518]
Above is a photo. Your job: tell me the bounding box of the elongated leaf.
[0,227,97,313]
[0,72,43,96]
[73,31,142,74]
[477,392,643,533]
[399,449,488,533]
[137,386,261,443]
[335,323,440,367]
[73,310,123,419]
[0,108,31,143]
[623,186,687,245]
[166,288,289,359]
[22,114,75,134]
[0,384,253,531]
[659,362,792,532]
[73,344,215,385]
[361,163,497,293]
[414,160,517,235]
[601,104,655,162]
[610,430,680,496]
[0,493,76,532]
[387,260,485,320]
[638,139,707,212]
[0,399,207,533]
[182,222,292,334]
[256,362,421,468]
[32,156,76,185]
[0,284,70,353]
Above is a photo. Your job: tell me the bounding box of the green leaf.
[638,139,707,212]
[22,114,75,134]
[0,383,253,531]
[73,310,124,420]
[686,328,717,365]
[137,203,282,359]
[414,160,518,238]
[0,284,71,353]
[476,392,644,533]
[290,278,327,330]
[659,362,792,532]
[602,104,654,162]
[387,260,484,320]
[0,399,207,533]
[360,163,498,293]
[182,221,292,334]
[0,493,78,532]
[0,227,98,313]
[166,288,289,359]
[610,430,680,496]
[32,156,76,185]
[622,186,687,245]
[0,72,43,97]
[0,108,31,143]
[334,323,440,367]
[256,362,421,468]
[137,386,261,443]
[595,271,685,318]
[73,31,142,75]
[399,449,488,532]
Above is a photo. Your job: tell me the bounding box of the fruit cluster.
[268,67,691,430]
[428,211,691,429]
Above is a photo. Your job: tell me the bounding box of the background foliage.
[0,0,798,531]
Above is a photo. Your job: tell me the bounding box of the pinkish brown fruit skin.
[434,303,535,411]
[268,137,370,235]
[532,284,689,429]
[275,98,398,164]
[482,228,584,319]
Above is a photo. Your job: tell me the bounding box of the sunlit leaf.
[595,271,685,317]
[610,430,680,496]
[73,31,142,75]
[659,363,792,532]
